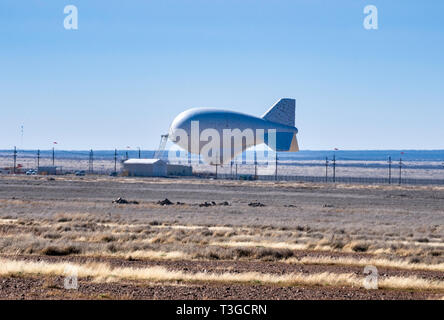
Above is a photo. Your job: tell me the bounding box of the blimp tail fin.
[262,98,295,127]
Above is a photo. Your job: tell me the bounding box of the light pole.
[51,141,58,166]
[13,146,17,174]
[332,153,336,183]
[325,157,329,182]
[332,148,339,183]
[399,158,402,185]
[399,152,405,185]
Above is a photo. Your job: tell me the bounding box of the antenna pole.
[37,149,40,170]
[13,146,17,174]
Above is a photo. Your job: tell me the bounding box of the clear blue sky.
[1,0,443,150]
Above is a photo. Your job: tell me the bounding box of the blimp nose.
[168,113,189,144]
[168,115,180,141]
[168,126,178,142]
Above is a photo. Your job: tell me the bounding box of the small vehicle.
[26,170,37,175]
[109,172,118,177]
[75,170,86,176]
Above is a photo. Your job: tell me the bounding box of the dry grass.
[0,176,442,277]
[4,175,444,191]
[0,214,441,266]
[1,176,443,298]
[1,258,443,291]
[210,239,442,260]
[210,241,310,251]
[211,240,370,255]
[105,250,191,260]
[193,246,295,261]
[286,256,444,272]
[378,276,444,291]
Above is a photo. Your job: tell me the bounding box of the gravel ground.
[0,276,442,300]
[0,175,443,232]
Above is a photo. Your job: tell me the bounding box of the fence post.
[254,150,257,180]
[114,149,117,174]
[325,157,328,182]
[213,152,219,180]
[388,156,392,184]
[215,163,218,179]
[275,152,278,181]
[399,158,402,185]
[235,162,238,180]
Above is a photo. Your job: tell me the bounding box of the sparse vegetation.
[351,242,370,253]
[0,258,443,291]
[0,175,443,299]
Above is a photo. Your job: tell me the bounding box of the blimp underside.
[169,98,299,164]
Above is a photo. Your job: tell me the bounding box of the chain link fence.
[1,149,444,186]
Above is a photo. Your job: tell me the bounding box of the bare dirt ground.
[0,175,442,300]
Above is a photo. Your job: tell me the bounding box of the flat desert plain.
[0,175,442,299]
